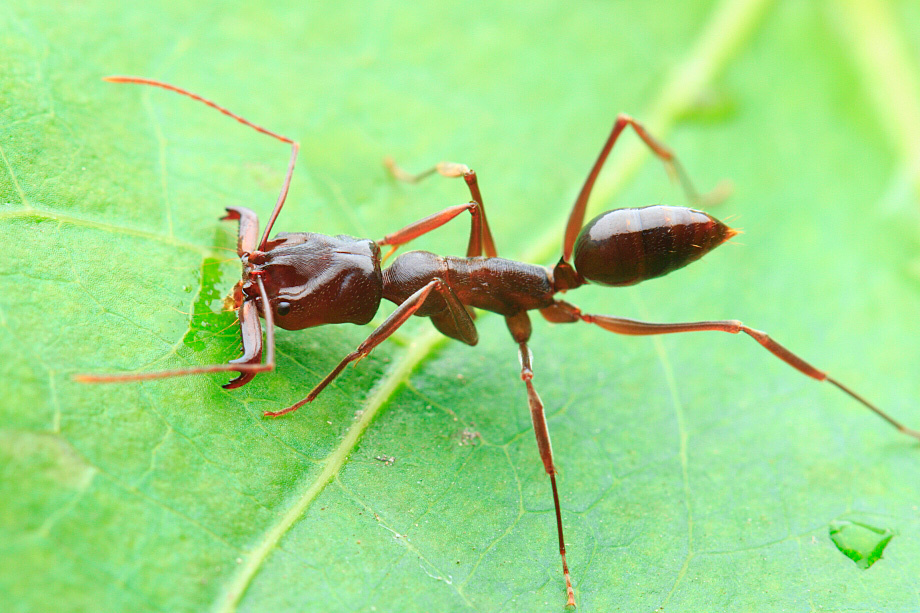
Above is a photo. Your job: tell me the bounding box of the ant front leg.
[384,158,498,257]
[505,311,576,608]
[377,201,488,261]
[541,300,920,440]
[265,277,475,417]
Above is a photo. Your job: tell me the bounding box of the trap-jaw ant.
[79,76,920,608]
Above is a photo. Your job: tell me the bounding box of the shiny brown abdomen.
[573,205,736,286]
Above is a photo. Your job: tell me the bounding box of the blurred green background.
[3,0,920,611]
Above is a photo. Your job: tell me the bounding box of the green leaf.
[3,0,920,611]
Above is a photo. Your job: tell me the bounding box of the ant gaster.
[80,76,920,608]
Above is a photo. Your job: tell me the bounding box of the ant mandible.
[79,76,920,608]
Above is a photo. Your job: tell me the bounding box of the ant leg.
[75,277,277,387]
[377,201,487,261]
[104,76,300,251]
[561,114,729,263]
[385,158,498,257]
[265,277,476,417]
[541,300,920,440]
[505,312,576,607]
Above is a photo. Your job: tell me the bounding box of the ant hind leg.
[540,300,920,440]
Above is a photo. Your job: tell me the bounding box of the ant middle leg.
[540,300,920,440]
[385,158,498,257]
[505,311,576,607]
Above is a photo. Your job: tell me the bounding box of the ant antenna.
[103,76,300,250]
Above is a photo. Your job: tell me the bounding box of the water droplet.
[828,520,894,569]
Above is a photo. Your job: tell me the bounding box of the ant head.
[243,233,383,331]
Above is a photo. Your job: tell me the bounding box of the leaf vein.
[0,210,212,253]
[211,330,447,612]
[0,140,31,208]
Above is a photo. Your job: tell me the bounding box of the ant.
[79,76,920,608]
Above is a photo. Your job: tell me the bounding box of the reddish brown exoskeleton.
[79,77,920,608]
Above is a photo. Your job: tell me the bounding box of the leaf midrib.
[0,209,213,253]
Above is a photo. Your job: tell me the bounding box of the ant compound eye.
[276,301,291,316]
